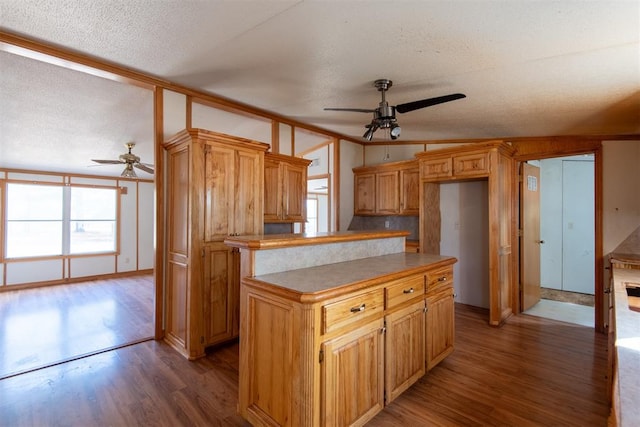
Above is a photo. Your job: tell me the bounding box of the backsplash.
[348,215,419,241]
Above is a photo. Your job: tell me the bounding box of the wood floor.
[0,274,154,379]
[0,303,609,426]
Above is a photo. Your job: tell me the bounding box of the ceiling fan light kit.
[325,78,466,141]
[91,142,155,178]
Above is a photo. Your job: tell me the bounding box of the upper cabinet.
[353,159,419,216]
[264,153,311,223]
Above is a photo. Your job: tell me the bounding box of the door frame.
[513,143,603,332]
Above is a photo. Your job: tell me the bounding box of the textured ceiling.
[0,0,639,177]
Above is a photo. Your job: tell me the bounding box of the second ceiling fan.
[324,79,466,141]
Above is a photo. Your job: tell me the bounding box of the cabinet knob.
[403,288,415,294]
[438,276,447,282]
[350,304,366,313]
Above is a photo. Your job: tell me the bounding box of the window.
[5,183,118,258]
[306,198,318,234]
[6,184,63,258]
[70,186,117,254]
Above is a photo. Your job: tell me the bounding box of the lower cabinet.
[239,260,456,426]
[426,286,455,370]
[202,243,240,346]
[385,299,426,403]
[321,319,385,426]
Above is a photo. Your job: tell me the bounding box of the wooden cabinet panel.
[354,173,376,215]
[322,289,384,334]
[453,152,489,177]
[400,168,420,215]
[202,244,237,346]
[322,318,385,427]
[420,157,452,179]
[264,153,311,223]
[204,144,235,242]
[426,286,455,370]
[283,161,307,221]
[263,157,281,222]
[385,300,426,403]
[234,148,263,235]
[376,171,400,214]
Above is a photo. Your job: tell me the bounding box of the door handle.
[536,240,545,244]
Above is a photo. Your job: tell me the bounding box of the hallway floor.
[524,298,594,327]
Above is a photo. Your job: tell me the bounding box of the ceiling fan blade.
[324,107,376,113]
[92,159,122,165]
[134,163,154,174]
[395,93,466,114]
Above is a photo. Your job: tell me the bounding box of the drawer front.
[453,153,489,176]
[426,267,454,292]
[323,289,385,334]
[420,157,452,179]
[385,275,425,309]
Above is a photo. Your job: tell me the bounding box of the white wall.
[602,140,640,255]
[440,181,490,308]
[339,140,363,231]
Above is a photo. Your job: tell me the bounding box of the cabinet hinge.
[201,248,206,257]
[319,349,324,363]
[381,320,387,334]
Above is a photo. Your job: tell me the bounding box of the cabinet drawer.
[426,267,453,292]
[385,275,425,309]
[420,157,452,179]
[453,153,489,176]
[322,289,384,334]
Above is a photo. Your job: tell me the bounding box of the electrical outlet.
[384,220,390,229]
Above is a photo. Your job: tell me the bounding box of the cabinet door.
[202,243,236,346]
[263,157,282,222]
[376,171,400,214]
[452,152,489,177]
[385,300,426,403]
[399,168,420,215]
[322,318,385,426]
[426,287,455,370]
[420,157,452,180]
[234,148,263,235]
[282,162,307,221]
[354,173,376,215]
[204,144,236,241]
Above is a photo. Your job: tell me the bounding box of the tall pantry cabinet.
[163,129,269,359]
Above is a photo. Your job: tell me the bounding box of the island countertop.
[224,229,409,250]
[242,252,456,303]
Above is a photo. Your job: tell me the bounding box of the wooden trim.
[271,120,280,153]
[332,139,339,231]
[224,230,409,250]
[594,146,604,333]
[153,87,165,340]
[0,269,153,292]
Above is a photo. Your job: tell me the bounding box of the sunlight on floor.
[524,299,594,327]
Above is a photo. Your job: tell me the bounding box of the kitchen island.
[228,231,457,427]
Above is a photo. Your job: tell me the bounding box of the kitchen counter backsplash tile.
[348,215,419,241]
[253,236,405,275]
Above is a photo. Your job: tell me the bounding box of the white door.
[562,160,594,294]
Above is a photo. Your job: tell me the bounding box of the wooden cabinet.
[163,129,268,359]
[264,153,311,223]
[417,141,516,327]
[425,267,455,370]
[321,318,385,426]
[353,160,419,216]
[239,257,456,426]
[385,299,426,403]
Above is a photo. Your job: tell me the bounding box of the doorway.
[521,155,595,327]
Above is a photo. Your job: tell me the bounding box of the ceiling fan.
[91,142,154,178]
[324,79,466,141]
